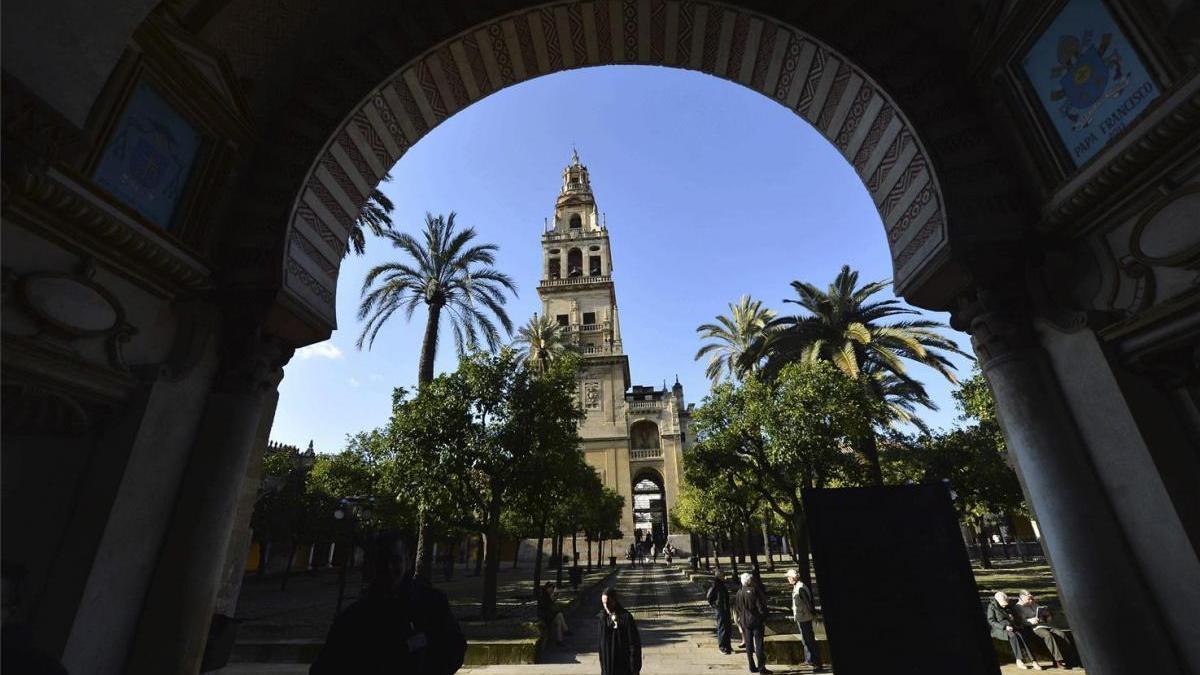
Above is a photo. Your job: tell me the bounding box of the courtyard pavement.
[222,563,1085,674]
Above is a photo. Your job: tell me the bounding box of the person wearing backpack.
[786,569,824,672]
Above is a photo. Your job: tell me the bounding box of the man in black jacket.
[599,587,642,675]
[706,569,733,654]
[310,535,466,675]
[734,572,770,674]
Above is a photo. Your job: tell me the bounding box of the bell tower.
[539,150,626,363]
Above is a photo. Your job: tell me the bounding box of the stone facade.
[536,152,692,548]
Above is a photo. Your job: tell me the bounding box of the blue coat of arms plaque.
[93,82,202,229]
[1021,0,1160,167]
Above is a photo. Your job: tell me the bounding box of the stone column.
[966,291,1182,675]
[124,332,293,675]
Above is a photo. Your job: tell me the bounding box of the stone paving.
[223,563,1085,674]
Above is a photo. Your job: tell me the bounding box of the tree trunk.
[555,533,565,585]
[587,537,592,572]
[571,531,578,569]
[532,521,546,596]
[745,526,759,572]
[414,510,434,581]
[793,517,813,588]
[761,520,775,571]
[474,532,485,576]
[975,516,993,569]
[481,493,504,619]
[1007,513,1028,561]
[280,539,296,591]
[703,535,711,569]
[513,536,521,569]
[257,541,270,577]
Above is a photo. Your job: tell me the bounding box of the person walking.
[785,569,824,671]
[598,587,642,675]
[311,535,466,675]
[734,572,770,674]
[706,569,733,654]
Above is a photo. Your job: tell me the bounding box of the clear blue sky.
[273,66,975,453]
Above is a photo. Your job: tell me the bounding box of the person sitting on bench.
[1014,590,1075,670]
[987,592,1039,670]
[538,582,571,646]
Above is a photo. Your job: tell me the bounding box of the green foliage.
[882,367,1026,520]
[755,265,969,442]
[346,173,395,257]
[681,361,881,579]
[513,313,574,369]
[693,294,775,383]
[356,211,517,353]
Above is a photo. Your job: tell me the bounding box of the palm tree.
[694,295,775,383]
[357,211,518,380]
[759,264,970,483]
[356,212,517,578]
[513,313,572,370]
[346,173,396,257]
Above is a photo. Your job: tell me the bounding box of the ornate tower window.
[567,248,583,277]
[570,214,582,229]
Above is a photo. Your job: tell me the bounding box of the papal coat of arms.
[1047,29,1130,131]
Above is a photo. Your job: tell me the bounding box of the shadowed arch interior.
[275,0,957,331]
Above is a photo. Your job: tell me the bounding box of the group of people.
[987,590,1077,670]
[626,540,676,566]
[704,568,825,674]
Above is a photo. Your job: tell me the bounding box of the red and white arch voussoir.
[283,0,947,325]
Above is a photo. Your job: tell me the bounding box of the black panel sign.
[804,484,999,675]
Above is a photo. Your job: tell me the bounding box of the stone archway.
[632,467,668,546]
[270,1,962,332]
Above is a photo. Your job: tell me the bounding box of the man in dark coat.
[734,572,770,674]
[599,586,642,675]
[1014,591,1076,669]
[706,569,733,654]
[310,535,466,675]
[986,592,1036,669]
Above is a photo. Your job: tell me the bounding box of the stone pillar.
[966,291,1182,675]
[124,333,293,675]
[212,380,282,620]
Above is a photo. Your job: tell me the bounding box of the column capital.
[214,330,294,395]
[954,286,1039,369]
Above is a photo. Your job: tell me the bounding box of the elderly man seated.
[1013,590,1076,670]
[986,591,1039,670]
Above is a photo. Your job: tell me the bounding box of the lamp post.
[332,496,374,616]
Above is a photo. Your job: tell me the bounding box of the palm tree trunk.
[858,432,884,486]
[412,303,443,581]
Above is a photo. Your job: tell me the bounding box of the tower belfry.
[539,150,625,362]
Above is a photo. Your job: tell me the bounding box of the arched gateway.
[2,1,1198,674]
